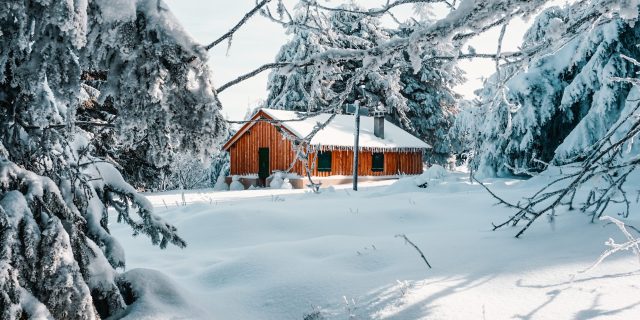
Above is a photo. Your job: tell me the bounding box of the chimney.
[373,112,384,139]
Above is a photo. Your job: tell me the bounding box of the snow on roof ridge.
[260,108,431,150]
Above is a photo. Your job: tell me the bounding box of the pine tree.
[267,3,396,114]
[266,6,334,112]
[391,23,465,165]
[469,3,640,177]
[0,0,227,318]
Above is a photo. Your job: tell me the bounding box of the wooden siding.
[229,120,298,175]
[304,149,423,177]
[226,112,424,177]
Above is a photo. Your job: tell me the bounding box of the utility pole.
[353,101,360,191]
[353,85,366,191]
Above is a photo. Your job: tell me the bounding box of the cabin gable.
[226,114,301,176]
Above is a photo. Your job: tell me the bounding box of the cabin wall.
[228,121,299,175]
[229,121,423,177]
[306,150,423,177]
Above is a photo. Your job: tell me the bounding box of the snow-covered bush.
[113,268,207,319]
[169,153,211,190]
[230,176,245,191]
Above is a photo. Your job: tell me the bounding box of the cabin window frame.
[317,151,332,172]
[372,152,384,172]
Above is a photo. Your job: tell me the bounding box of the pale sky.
[164,1,569,121]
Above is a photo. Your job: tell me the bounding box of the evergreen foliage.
[468,4,640,176]
[0,0,227,317]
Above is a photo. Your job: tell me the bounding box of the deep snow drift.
[110,171,640,319]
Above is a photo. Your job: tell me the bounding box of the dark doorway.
[258,148,270,186]
[372,152,384,172]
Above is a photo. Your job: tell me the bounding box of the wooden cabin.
[222,108,431,189]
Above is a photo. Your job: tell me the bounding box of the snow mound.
[281,178,293,189]
[385,165,448,193]
[269,172,284,189]
[416,164,448,184]
[229,175,244,191]
[112,269,208,320]
[213,174,228,191]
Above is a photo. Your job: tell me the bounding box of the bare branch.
[396,234,432,269]
[304,0,454,17]
[204,0,273,51]
[217,50,522,94]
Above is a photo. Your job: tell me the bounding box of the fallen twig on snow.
[396,234,432,269]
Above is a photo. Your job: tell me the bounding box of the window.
[317,151,332,172]
[372,152,384,172]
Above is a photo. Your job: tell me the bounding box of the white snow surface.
[111,172,640,319]
[261,108,431,151]
[109,268,207,320]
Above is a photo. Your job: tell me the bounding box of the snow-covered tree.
[266,3,465,164]
[266,6,334,112]
[267,3,404,115]
[0,0,226,318]
[390,23,465,164]
[470,2,640,177]
[209,149,230,188]
[453,1,640,236]
[168,153,211,190]
[449,99,482,166]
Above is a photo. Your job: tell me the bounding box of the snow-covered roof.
[260,108,431,151]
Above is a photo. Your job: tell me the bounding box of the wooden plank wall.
[228,120,424,176]
[305,150,423,177]
[229,121,298,175]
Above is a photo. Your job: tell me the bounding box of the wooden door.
[258,148,270,182]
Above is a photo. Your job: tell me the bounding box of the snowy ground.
[111,171,640,320]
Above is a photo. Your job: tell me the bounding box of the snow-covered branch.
[303,0,455,17]
[480,100,640,237]
[204,0,273,50]
[578,216,640,275]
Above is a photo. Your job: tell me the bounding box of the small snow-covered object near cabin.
[270,171,284,189]
[213,174,229,191]
[230,176,245,191]
[222,108,431,188]
[281,178,293,189]
[386,165,449,193]
[414,164,448,187]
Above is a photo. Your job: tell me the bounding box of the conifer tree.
[0,0,227,317]
[470,4,640,176]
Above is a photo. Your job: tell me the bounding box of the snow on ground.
[110,172,640,319]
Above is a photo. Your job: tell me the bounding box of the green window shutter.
[317,151,332,172]
[372,152,384,172]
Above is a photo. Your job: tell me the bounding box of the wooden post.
[353,85,368,191]
[353,104,360,191]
